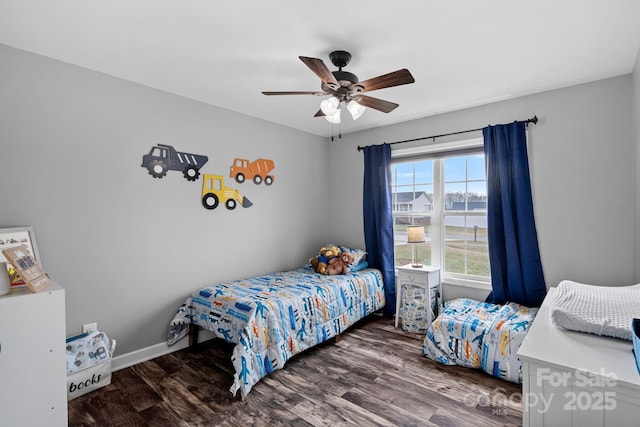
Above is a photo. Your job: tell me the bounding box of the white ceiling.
[2,1,640,137]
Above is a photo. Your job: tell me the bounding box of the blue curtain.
[362,143,396,316]
[483,121,546,307]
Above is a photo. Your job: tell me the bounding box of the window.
[391,139,490,285]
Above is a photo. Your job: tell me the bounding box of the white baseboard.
[111,329,216,372]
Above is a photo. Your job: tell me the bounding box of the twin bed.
[167,264,385,397]
[422,298,538,383]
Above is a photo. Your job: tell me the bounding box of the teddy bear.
[323,252,355,275]
[310,245,342,274]
[321,245,341,259]
[309,257,327,274]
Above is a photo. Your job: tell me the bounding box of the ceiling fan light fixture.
[325,108,341,124]
[347,100,366,120]
[320,96,340,116]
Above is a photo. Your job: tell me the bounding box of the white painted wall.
[0,44,329,355]
[634,46,640,284]
[328,75,635,290]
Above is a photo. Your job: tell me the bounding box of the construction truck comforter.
[422,298,538,383]
[167,266,385,397]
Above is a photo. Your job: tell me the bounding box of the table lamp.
[407,225,425,268]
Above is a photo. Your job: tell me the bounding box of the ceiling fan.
[262,50,415,123]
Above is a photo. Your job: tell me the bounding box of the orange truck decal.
[230,158,275,186]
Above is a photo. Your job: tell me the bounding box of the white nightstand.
[395,264,441,330]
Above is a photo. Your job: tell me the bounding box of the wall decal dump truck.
[201,174,253,210]
[142,144,208,181]
[230,158,275,185]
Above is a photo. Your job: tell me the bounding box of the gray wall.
[328,75,635,290]
[2,42,638,361]
[0,44,329,355]
[634,47,640,283]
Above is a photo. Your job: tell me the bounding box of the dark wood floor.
[68,315,522,426]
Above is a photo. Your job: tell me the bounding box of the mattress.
[167,266,385,396]
[423,298,537,383]
[549,280,640,341]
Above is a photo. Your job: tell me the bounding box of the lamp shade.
[347,100,366,120]
[407,225,426,243]
[320,96,340,116]
[325,108,341,124]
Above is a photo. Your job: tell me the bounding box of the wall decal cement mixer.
[230,158,275,185]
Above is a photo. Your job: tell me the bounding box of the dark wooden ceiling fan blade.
[262,91,326,95]
[314,109,325,117]
[299,56,339,85]
[353,95,399,113]
[356,69,415,93]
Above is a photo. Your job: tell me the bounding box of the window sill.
[442,275,492,291]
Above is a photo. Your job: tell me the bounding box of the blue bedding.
[168,266,385,396]
[422,298,537,383]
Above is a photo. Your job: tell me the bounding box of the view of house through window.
[391,150,490,281]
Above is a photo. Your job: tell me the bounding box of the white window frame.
[392,137,491,290]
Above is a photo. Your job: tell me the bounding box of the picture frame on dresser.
[0,226,42,287]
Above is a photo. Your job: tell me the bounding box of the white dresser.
[0,281,67,426]
[518,287,640,426]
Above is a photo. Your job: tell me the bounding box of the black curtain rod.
[356,115,538,152]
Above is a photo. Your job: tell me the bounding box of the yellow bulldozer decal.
[201,174,253,210]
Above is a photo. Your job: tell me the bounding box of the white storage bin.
[66,331,116,400]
